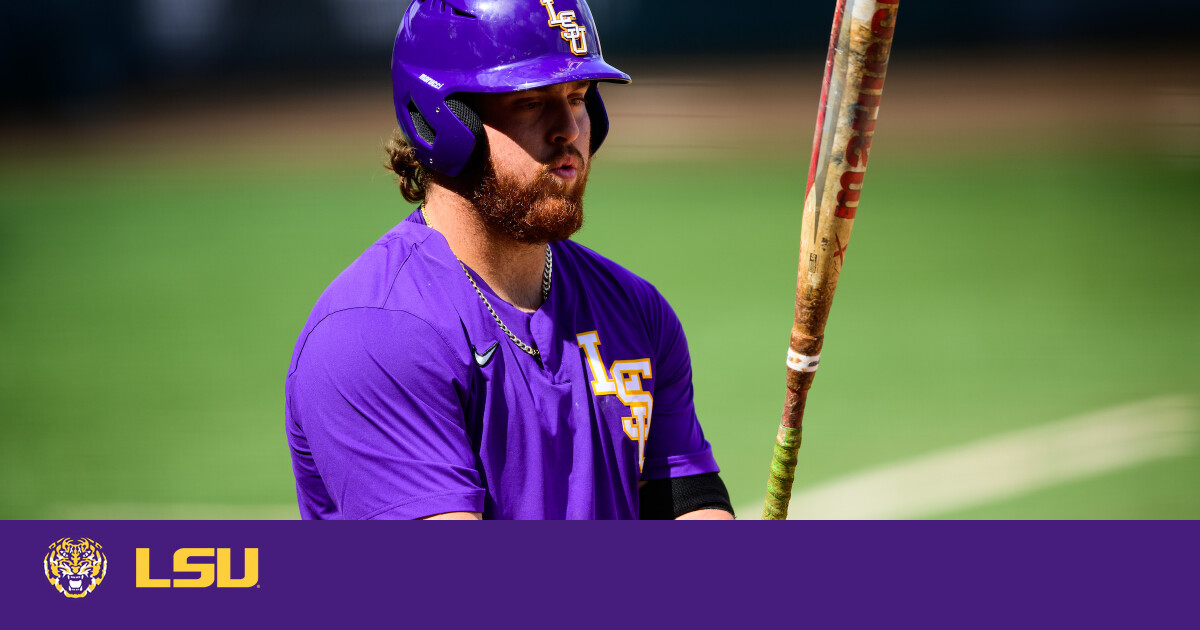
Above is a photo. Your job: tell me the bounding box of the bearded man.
[285,0,734,520]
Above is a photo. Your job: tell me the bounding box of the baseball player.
[285,0,734,520]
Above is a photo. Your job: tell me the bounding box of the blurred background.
[1,0,1197,519]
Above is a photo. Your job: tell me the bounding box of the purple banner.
[7,521,1197,627]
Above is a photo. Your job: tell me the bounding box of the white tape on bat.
[787,349,821,373]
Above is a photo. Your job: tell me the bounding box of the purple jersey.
[285,210,719,519]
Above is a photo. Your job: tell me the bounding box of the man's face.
[464,80,593,243]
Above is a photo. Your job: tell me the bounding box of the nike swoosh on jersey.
[472,341,499,367]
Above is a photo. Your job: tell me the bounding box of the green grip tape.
[762,427,803,520]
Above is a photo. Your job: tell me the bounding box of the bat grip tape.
[762,427,803,520]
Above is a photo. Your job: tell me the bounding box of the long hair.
[384,128,426,203]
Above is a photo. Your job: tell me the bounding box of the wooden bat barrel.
[763,0,899,520]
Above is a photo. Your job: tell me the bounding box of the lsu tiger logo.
[577,331,652,471]
[44,537,107,599]
[540,0,588,55]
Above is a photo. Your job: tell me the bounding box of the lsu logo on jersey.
[541,0,588,55]
[44,537,107,599]
[577,331,652,471]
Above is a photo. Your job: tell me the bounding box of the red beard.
[470,148,590,243]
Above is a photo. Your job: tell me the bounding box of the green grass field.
[1,112,1197,519]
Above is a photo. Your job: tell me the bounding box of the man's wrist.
[639,472,735,520]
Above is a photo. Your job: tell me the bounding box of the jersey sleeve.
[640,290,721,481]
[287,307,484,519]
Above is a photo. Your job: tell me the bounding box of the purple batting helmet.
[392,0,631,177]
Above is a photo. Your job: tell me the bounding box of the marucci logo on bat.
[835,0,898,220]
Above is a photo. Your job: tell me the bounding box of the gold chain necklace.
[421,206,551,357]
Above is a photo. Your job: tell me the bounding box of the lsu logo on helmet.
[541,0,588,55]
[44,537,108,599]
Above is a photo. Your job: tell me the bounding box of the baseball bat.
[762,0,899,520]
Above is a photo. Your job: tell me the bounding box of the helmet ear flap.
[402,92,487,176]
[408,102,436,144]
[445,98,484,142]
[407,98,484,147]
